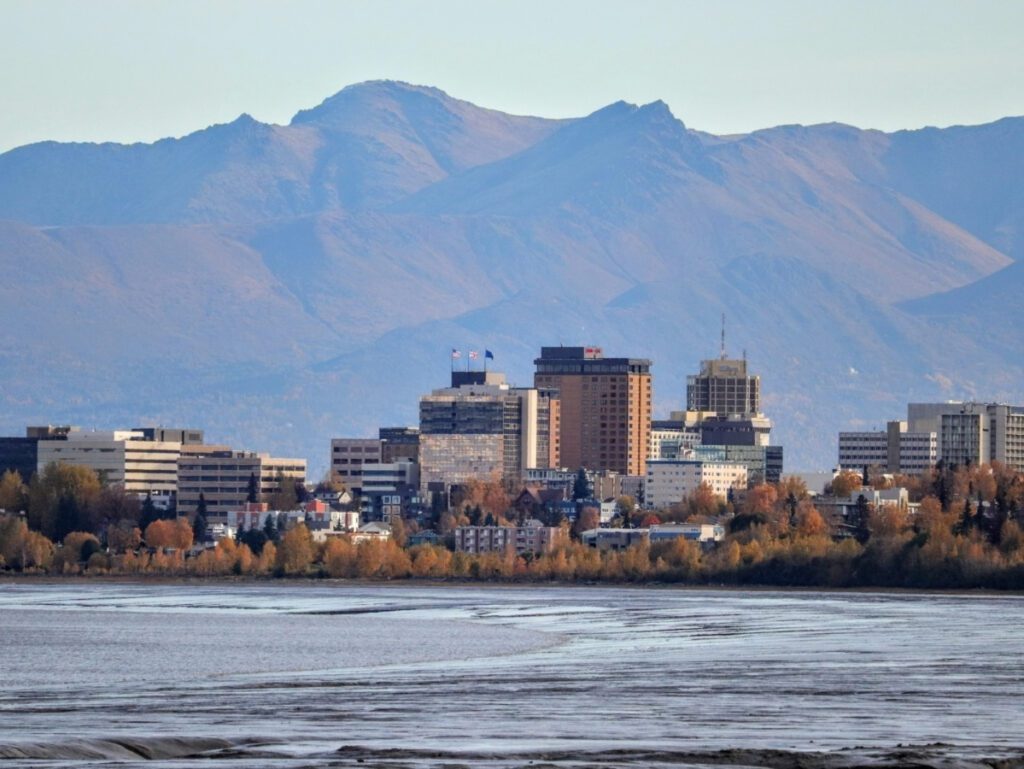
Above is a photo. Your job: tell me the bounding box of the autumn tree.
[828,470,863,498]
[744,484,778,516]
[0,515,54,571]
[106,520,142,552]
[794,502,828,538]
[267,472,299,511]
[144,518,193,550]
[276,523,314,575]
[0,470,27,512]
[615,495,635,527]
[92,485,142,531]
[51,531,101,573]
[27,463,101,540]
[573,507,600,538]
[685,482,720,521]
[322,536,357,577]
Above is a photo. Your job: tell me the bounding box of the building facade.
[177,451,307,515]
[37,429,185,496]
[359,460,421,522]
[418,372,558,494]
[330,438,383,495]
[454,520,565,556]
[897,402,1024,472]
[533,346,651,476]
[838,420,937,475]
[379,427,420,464]
[644,459,748,509]
[686,357,760,417]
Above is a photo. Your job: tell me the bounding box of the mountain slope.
[0,84,1022,472]
[0,81,562,226]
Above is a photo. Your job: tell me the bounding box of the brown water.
[1,582,1022,767]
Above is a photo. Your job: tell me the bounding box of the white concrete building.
[37,430,182,496]
[644,459,747,509]
[649,523,726,543]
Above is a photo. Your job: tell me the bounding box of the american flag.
[468,350,479,360]
[451,349,461,359]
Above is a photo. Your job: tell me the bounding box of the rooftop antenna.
[720,313,726,360]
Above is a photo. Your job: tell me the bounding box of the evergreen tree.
[241,528,267,556]
[956,498,973,536]
[139,492,159,531]
[263,513,279,543]
[786,492,799,529]
[572,468,590,501]
[851,494,871,543]
[55,493,82,541]
[192,493,209,544]
[862,466,870,486]
[246,472,259,504]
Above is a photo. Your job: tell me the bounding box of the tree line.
[1,461,1023,589]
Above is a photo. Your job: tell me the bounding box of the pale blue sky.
[1,0,1022,153]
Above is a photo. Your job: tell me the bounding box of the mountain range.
[1,80,1021,475]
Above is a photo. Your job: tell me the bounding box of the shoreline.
[3,571,1022,598]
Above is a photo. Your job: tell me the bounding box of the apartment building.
[454,519,565,556]
[644,459,748,509]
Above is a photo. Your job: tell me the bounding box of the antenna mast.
[720,313,726,360]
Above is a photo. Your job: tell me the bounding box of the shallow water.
[1,582,1022,767]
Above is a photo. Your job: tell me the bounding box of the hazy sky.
[1,0,1022,152]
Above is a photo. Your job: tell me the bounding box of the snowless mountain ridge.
[0,80,1021,473]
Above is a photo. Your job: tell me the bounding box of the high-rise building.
[418,371,559,494]
[378,427,420,464]
[686,358,760,418]
[533,346,651,476]
[679,350,782,484]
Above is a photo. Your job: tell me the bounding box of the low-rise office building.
[329,438,383,495]
[838,420,937,475]
[177,451,306,515]
[37,429,188,497]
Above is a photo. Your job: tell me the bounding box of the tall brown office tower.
[533,346,652,475]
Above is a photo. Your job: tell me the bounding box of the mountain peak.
[290,80,456,127]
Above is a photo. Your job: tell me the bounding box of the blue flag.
[485,350,494,360]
